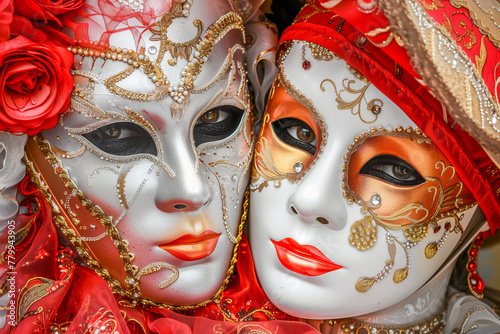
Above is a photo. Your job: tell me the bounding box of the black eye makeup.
[193,105,245,146]
[359,154,425,186]
[272,117,317,155]
[82,122,157,156]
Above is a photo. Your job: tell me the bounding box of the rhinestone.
[148,46,157,54]
[370,194,381,206]
[293,161,303,173]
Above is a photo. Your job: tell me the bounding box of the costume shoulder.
[445,290,500,334]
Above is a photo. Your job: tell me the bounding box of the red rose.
[0,35,73,134]
[14,0,83,23]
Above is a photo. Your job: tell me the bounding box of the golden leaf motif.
[474,35,487,75]
[348,216,377,251]
[403,223,429,242]
[425,243,438,259]
[388,242,396,260]
[17,279,52,323]
[393,268,409,283]
[355,277,375,292]
[418,0,445,11]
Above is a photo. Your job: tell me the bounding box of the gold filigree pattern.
[365,26,405,47]
[447,0,500,50]
[442,12,477,50]
[71,4,245,118]
[320,68,384,124]
[418,0,445,11]
[343,126,476,291]
[149,5,203,66]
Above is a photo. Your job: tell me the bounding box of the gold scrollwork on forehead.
[149,5,203,67]
[320,64,384,124]
[71,1,246,117]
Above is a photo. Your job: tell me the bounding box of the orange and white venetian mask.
[249,40,478,319]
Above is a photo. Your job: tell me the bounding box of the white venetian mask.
[249,41,478,319]
[25,0,253,307]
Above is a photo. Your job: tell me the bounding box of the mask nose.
[287,149,348,230]
[156,197,212,213]
[154,140,213,213]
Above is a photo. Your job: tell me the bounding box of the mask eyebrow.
[192,43,246,94]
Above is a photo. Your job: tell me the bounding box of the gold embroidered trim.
[447,0,500,50]
[337,307,446,333]
[379,0,500,156]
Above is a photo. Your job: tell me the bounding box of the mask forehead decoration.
[71,0,245,117]
[251,40,386,190]
[24,0,254,309]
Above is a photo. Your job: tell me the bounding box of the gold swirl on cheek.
[347,133,475,228]
[251,84,322,188]
[343,127,477,292]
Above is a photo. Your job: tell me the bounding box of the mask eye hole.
[193,105,245,146]
[271,117,317,155]
[359,154,425,186]
[82,122,157,156]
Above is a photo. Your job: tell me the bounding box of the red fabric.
[60,0,172,49]
[1,177,318,333]
[0,0,14,41]
[279,1,500,235]
[421,1,500,105]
